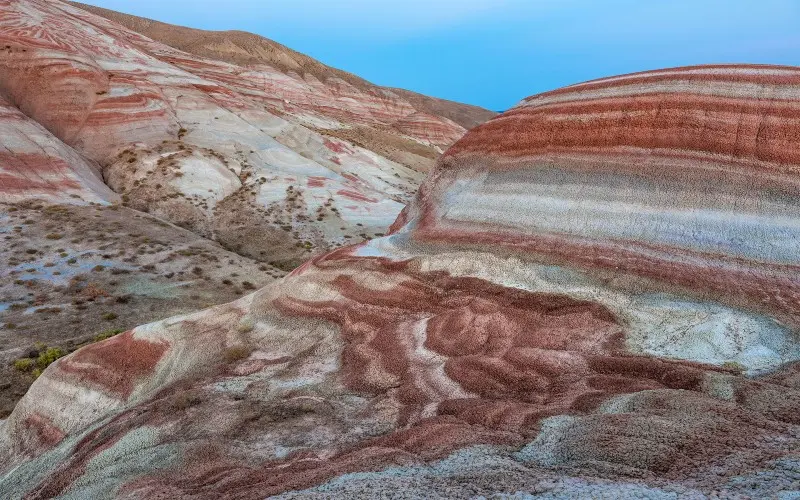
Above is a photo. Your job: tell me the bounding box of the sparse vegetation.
[94,328,124,342]
[223,345,252,363]
[101,312,118,321]
[722,360,746,373]
[170,391,203,410]
[13,344,67,379]
[13,358,34,372]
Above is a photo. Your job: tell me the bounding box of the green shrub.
[102,312,118,321]
[13,358,33,372]
[37,347,65,371]
[94,328,124,342]
[223,345,252,363]
[13,345,66,377]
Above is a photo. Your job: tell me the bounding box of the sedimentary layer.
[0,0,490,264]
[1,65,799,499]
[0,94,117,204]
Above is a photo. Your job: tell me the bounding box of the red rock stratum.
[0,0,494,268]
[2,64,799,497]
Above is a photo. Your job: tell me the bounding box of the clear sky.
[79,0,800,111]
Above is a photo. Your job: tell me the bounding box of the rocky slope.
[0,0,494,420]
[70,2,498,131]
[0,0,492,268]
[1,64,799,498]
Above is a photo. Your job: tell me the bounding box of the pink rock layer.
[0,94,117,204]
[1,62,799,500]
[0,0,473,245]
[391,112,466,148]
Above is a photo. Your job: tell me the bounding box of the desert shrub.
[101,312,118,321]
[169,391,203,411]
[37,347,65,370]
[14,345,66,378]
[722,360,746,373]
[13,358,33,372]
[94,328,124,342]
[223,345,252,363]
[35,307,62,314]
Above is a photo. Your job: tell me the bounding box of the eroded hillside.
[2,64,799,498]
[0,0,495,417]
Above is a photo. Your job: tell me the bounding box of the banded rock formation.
[0,0,493,267]
[2,66,800,497]
[0,94,117,205]
[70,2,498,132]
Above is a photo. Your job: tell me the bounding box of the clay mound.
[2,66,799,498]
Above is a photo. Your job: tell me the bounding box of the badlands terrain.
[2,52,800,498]
[1,1,800,499]
[0,0,494,417]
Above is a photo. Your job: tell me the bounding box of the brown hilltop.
[71,1,497,130]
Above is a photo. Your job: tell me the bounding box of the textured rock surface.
[0,94,117,205]
[71,2,498,131]
[2,65,800,497]
[0,0,491,267]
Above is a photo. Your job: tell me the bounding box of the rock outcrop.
[0,0,493,267]
[1,64,799,498]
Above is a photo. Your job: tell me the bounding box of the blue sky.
[80,0,800,111]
